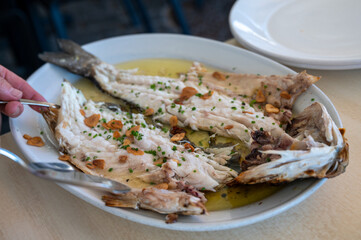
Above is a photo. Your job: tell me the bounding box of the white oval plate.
[10,34,342,231]
[229,0,361,70]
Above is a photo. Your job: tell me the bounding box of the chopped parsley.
[250,99,257,107]
[145,150,157,156]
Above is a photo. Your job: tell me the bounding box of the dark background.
[0,0,236,134]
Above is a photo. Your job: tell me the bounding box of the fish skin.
[102,188,206,215]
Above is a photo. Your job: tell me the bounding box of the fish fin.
[326,138,349,178]
[102,194,139,209]
[38,39,100,78]
[42,108,59,135]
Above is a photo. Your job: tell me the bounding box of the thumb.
[0,77,23,100]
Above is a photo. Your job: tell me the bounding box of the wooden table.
[1,40,360,240]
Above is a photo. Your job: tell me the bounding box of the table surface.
[1,39,360,240]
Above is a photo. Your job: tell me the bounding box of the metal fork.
[0,148,131,194]
[0,99,60,109]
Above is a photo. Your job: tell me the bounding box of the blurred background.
[0,0,236,134]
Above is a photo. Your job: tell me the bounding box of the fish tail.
[38,39,100,78]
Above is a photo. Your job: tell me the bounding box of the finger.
[1,101,24,118]
[0,65,47,113]
[0,65,46,100]
[0,77,23,100]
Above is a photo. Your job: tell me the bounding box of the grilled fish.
[39,39,348,186]
[39,40,288,145]
[42,81,239,215]
[188,62,320,124]
[231,102,348,184]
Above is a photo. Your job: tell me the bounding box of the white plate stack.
[229,0,361,70]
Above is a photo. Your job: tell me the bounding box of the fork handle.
[0,148,28,169]
[0,99,59,108]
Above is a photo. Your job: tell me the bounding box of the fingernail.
[10,88,22,99]
[10,105,22,117]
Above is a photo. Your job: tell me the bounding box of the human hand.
[0,65,46,118]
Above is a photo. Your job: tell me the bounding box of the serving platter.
[9,34,341,231]
[229,0,361,70]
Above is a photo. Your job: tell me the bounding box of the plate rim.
[10,33,340,231]
[229,0,361,69]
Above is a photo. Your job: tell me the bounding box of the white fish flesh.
[42,81,238,215]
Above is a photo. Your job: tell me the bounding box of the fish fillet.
[42,81,239,215]
[39,40,288,145]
